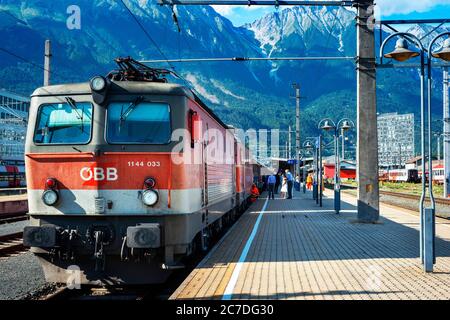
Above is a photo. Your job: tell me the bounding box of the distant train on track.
[379,167,445,184]
[23,58,261,285]
[0,162,26,188]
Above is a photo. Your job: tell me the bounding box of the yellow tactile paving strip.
[170,190,450,300]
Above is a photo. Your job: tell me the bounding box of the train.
[430,165,445,184]
[0,162,26,188]
[418,167,445,185]
[23,58,261,285]
[387,169,419,183]
[379,167,444,184]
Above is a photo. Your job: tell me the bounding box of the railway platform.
[0,194,28,217]
[171,190,450,300]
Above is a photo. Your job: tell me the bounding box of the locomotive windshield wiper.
[119,96,144,130]
[65,97,83,120]
[65,97,85,132]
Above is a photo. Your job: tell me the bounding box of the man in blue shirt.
[266,173,276,200]
[285,169,294,199]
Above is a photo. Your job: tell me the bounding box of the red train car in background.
[323,161,356,180]
[0,162,26,188]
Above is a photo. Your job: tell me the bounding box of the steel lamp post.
[303,139,317,199]
[318,118,354,214]
[380,31,450,273]
[303,137,322,206]
[298,149,307,194]
[427,32,450,270]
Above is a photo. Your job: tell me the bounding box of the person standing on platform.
[285,169,294,199]
[280,176,288,199]
[274,172,281,194]
[306,173,313,190]
[266,172,276,200]
[295,174,300,191]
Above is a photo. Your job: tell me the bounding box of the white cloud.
[213,1,450,18]
[376,0,450,16]
[244,5,267,11]
[211,5,267,16]
[211,5,234,16]
[211,1,450,28]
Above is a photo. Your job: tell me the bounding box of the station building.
[377,112,415,169]
[0,89,29,164]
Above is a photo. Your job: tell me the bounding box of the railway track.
[41,208,243,301]
[0,197,29,225]
[335,184,450,219]
[338,184,450,206]
[41,236,220,300]
[0,195,29,225]
[379,190,450,206]
[0,213,28,225]
[0,231,26,258]
[42,285,170,300]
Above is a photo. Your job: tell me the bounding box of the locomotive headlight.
[90,76,107,91]
[42,189,59,206]
[142,189,158,206]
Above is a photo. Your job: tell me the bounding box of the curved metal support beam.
[157,0,354,6]
[140,56,356,64]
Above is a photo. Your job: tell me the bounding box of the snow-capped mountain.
[245,6,355,57]
[0,0,444,140]
[406,24,450,49]
[242,6,356,91]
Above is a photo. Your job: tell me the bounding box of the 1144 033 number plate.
[127,161,161,167]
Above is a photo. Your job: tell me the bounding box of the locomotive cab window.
[33,102,93,144]
[106,101,171,144]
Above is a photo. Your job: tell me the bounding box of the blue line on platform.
[222,196,269,300]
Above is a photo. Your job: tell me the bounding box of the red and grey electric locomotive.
[23,58,259,285]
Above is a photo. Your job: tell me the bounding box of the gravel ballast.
[0,252,47,300]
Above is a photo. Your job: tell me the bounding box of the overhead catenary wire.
[163,5,195,56]
[2,7,121,79]
[118,0,173,68]
[144,0,354,64]
[0,104,26,122]
[309,7,344,86]
[0,47,66,80]
[0,10,28,25]
[140,56,356,63]
[0,46,85,110]
[0,46,82,108]
[117,0,201,95]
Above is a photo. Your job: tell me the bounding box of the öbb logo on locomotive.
[22,58,262,286]
[79,167,118,181]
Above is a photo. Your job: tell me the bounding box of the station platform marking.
[170,190,450,300]
[222,197,269,300]
[0,194,27,202]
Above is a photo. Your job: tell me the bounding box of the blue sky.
[211,1,450,26]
